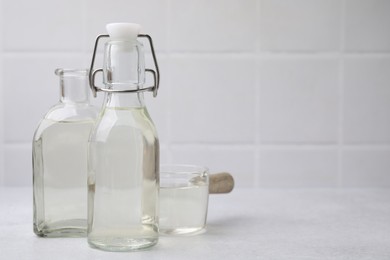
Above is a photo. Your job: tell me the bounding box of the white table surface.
[1,187,389,260]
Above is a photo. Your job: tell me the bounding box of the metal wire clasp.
[89,34,160,98]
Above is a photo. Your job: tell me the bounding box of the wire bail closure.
[89,34,160,98]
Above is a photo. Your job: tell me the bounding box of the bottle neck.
[103,41,145,91]
[100,41,147,109]
[57,69,90,104]
[105,92,145,108]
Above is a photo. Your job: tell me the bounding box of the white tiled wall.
[345,0,390,52]
[1,0,390,188]
[259,58,339,143]
[259,0,341,51]
[343,57,390,144]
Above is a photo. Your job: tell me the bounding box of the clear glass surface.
[88,92,159,251]
[159,164,209,235]
[33,69,98,237]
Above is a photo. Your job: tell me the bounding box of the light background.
[1,0,390,188]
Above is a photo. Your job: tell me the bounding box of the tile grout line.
[165,0,173,164]
[2,51,390,58]
[337,0,346,188]
[254,0,261,188]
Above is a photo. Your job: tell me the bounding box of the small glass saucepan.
[159,164,234,236]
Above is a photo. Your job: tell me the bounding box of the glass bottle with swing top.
[87,23,160,251]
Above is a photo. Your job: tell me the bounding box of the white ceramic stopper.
[106,23,141,42]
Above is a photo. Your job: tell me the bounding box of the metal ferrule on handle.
[89,34,160,97]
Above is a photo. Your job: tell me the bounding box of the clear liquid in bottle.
[33,119,95,236]
[88,106,159,251]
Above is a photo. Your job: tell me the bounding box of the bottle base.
[88,237,158,252]
[34,219,87,238]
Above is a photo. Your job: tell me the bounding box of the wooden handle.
[209,172,234,194]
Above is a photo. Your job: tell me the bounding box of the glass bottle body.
[33,69,98,237]
[88,92,159,251]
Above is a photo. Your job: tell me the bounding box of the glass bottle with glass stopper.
[87,23,160,251]
[33,69,98,237]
